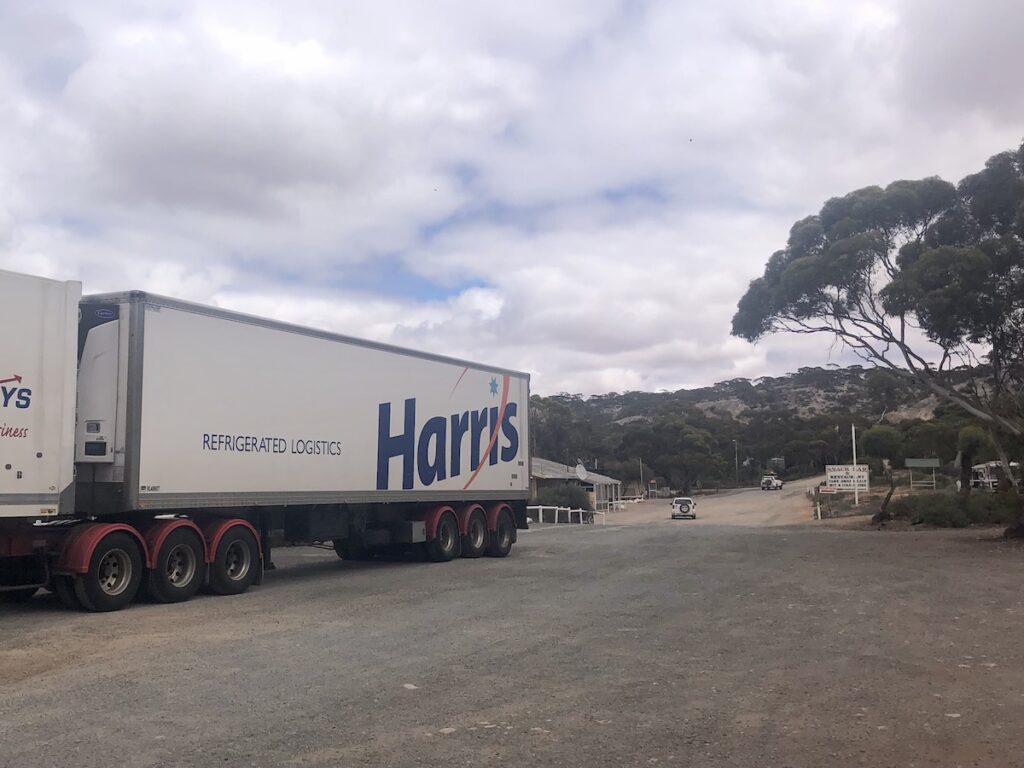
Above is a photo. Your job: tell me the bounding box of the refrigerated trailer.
[0,269,530,611]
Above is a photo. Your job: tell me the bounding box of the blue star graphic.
[489,377,498,396]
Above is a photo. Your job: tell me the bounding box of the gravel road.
[3,487,1024,767]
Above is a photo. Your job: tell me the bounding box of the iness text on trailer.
[0,269,530,612]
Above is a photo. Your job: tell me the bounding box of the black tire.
[54,576,83,610]
[0,587,38,604]
[461,510,488,558]
[332,537,372,561]
[486,511,514,558]
[426,512,460,562]
[74,532,143,612]
[146,528,206,604]
[208,527,260,596]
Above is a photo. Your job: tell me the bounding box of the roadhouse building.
[530,457,623,512]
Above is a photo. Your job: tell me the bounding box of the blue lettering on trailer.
[375,376,520,490]
[0,375,31,409]
[201,434,342,456]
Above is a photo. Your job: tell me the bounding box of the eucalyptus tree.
[733,144,1024,461]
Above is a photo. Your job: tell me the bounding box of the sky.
[1,0,1022,395]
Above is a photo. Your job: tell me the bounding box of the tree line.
[528,366,1013,494]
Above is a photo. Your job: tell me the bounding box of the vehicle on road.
[761,475,784,491]
[671,497,697,519]
[0,269,530,611]
[971,461,1021,492]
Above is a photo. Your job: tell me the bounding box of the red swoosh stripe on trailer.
[449,366,470,398]
[463,374,510,490]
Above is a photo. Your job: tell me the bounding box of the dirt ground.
[3,485,1024,767]
[606,478,822,527]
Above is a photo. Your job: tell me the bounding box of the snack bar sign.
[825,464,870,492]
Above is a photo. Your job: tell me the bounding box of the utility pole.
[639,459,644,498]
[732,440,739,486]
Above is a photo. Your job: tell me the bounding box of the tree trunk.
[872,470,897,524]
[990,428,1024,537]
[990,428,1021,494]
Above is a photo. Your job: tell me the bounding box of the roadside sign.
[818,487,837,495]
[905,458,941,469]
[825,464,870,492]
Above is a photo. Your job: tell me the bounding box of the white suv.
[671,497,697,519]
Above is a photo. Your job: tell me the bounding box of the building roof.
[531,457,622,486]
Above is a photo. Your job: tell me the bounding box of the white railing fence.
[526,506,607,525]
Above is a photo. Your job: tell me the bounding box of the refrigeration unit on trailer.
[0,271,530,611]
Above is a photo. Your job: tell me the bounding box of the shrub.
[887,491,1022,527]
[967,493,1022,526]
[533,484,593,511]
[913,495,970,528]
[887,493,968,527]
[886,496,914,519]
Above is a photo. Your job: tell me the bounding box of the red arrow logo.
[0,375,23,386]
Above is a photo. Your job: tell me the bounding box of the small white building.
[530,457,623,512]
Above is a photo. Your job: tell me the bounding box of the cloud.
[0,0,1021,395]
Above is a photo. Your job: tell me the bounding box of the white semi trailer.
[0,269,530,611]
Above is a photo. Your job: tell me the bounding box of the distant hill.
[530,365,985,494]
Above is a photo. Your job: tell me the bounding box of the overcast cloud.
[1,0,1022,394]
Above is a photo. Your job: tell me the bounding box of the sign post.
[851,424,859,506]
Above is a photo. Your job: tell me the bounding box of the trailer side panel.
[114,300,529,510]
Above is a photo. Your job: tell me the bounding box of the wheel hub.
[470,520,485,549]
[224,540,252,581]
[97,549,132,596]
[166,544,197,587]
[440,522,455,552]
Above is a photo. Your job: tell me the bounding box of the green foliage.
[903,421,958,463]
[861,425,904,463]
[864,368,904,412]
[966,492,1022,525]
[732,177,957,344]
[888,493,969,527]
[533,484,593,511]
[957,426,989,456]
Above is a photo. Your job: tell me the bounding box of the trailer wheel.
[54,576,83,610]
[74,532,143,612]
[461,510,488,558]
[208,527,259,596]
[147,528,206,604]
[0,587,37,604]
[486,511,514,558]
[426,511,460,562]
